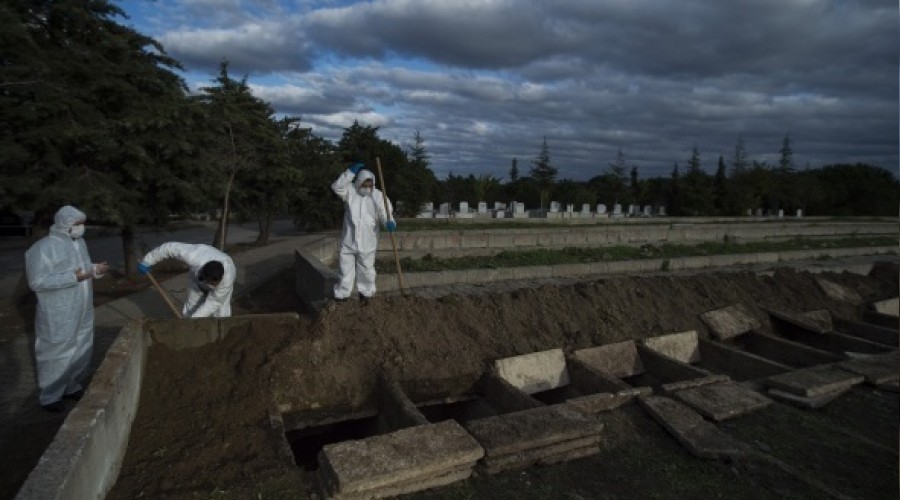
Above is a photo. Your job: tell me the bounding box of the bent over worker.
[138,242,235,318]
[332,161,396,303]
[25,205,109,412]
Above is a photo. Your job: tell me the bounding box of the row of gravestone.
[416,202,804,219]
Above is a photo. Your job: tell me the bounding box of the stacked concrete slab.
[465,405,603,474]
[467,348,604,473]
[765,364,865,408]
[317,420,483,499]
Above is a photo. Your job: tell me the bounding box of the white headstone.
[795,209,803,218]
[581,203,591,214]
[458,201,469,213]
[777,209,784,218]
[628,204,639,216]
[566,203,574,213]
[549,201,561,213]
[477,202,488,213]
[597,204,607,215]
[439,202,450,214]
[643,205,652,217]
[516,202,526,213]
[658,206,666,216]
[494,202,506,211]
[422,202,433,212]
[755,208,763,217]
[613,204,622,215]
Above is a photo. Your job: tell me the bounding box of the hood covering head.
[353,169,375,191]
[53,205,86,231]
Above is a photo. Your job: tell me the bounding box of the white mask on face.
[357,186,373,196]
[69,224,85,239]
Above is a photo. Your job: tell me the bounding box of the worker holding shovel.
[137,242,235,318]
[331,159,397,304]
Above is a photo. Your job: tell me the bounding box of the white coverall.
[141,242,236,318]
[332,168,393,299]
[25,206,102,405]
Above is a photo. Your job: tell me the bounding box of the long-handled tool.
[375,157,406,295]
[146,271,184,319]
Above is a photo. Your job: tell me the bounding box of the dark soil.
[104,263,899,499]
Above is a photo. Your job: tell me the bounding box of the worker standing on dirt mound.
[332,159,396,304]
[137,242,235,318]
[25,205,109,412]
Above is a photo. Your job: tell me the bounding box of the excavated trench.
[96,263,898,499]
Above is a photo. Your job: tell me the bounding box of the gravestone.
[477,202,488,213]
[549,201,560,213]
[643,205,652,217]
[795,209,803,218]
[435,202,451,219]
[777,209,784,218]
[755,208,763,217]
[597,204,607,215]
[611,204,623,218]
[512,202,527,219]
[746,209,752,216]
[457,201,474,219]
[658,206,666,216]
[581,204,591,217]
[417,202,434,219]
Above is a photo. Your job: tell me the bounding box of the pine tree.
[731,137,749,174]
[530,137,557,210]
[509,158,519,182]
[779,134,794,171]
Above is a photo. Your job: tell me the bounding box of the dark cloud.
[125,0,898,180]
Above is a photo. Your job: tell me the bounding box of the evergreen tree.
[731,137,749,174]
[779,134,794,171]
[713,155,728,213]
[509,158,519,182]
[530,137,557,209]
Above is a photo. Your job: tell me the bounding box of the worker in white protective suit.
[137,242,235,318]
[332,162,396,304]
[25,205,109,412]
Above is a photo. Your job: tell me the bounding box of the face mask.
[357,186,373,196]
[69,224,85,239]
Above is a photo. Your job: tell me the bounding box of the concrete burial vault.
[16,299,900,500]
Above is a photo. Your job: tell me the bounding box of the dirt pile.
[108,266,897,499]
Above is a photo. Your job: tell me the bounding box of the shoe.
[334,297,348,303]
[360,295,371,305]
[63,389,84,401]
[42,401,65,413]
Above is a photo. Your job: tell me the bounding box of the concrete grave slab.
[660,374,730,393]
[643,330,701,364]
[768,308,893,355]
[816,278,863,305]
[494,348,570,395]
[872,297,899,317]
[833,317,899,347]
[672,381,772,421]
[319,467,472,500]
[798,310,833,333]
[480,434,601,474]
[697,339,791,381]
[767,386,852,409]
[464,405,602,458]
[700,303,761,340]
[837,351,900,385]
[318,420,483,498]
[765,365,864,398]
[573,341,644,378]
[562,389,650,416]
[637,395,744,459]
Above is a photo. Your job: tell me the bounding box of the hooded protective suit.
[141,242,235,318]
[332,168,393,299]
[25,206,101,405]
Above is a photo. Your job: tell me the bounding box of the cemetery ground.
[1,221,897,500]
[108,263,897,499]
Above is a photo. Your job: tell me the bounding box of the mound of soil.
[108,266,897,499]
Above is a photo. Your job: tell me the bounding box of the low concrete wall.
[376,246,898,292]
[379,221,897,258]
[295,249,338,313]
[15,321,146,500]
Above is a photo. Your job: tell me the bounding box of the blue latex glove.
[137,261,151,275]
[385,220,397,232]
[349,162,364,174]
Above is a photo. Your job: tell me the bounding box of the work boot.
[360,295,371,306]
[63,389,84,402]
[42,401,65,413]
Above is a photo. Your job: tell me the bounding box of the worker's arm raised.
[331,164,363,201]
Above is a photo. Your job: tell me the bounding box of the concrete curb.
[375,246,899,292]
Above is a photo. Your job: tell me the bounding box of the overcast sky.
[116,0,899,180]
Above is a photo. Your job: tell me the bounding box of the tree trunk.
[122,225,136,277]
[214,170,237,251]
[254,211,273,246]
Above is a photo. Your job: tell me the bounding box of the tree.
[668,163,683,215]
[731,137,749,174]
[713,156,728,213]
[630,166,642,205]
[0,0,204,275]
[681,147,714,215]
[509,158,519,182]
[779,134,794,171]
[195,62,281,250]
[530,137,557,210]
[399,130,438,216]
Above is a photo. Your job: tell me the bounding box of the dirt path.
[106,263,897,499]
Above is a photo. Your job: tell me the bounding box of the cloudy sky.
[116,0,898,180]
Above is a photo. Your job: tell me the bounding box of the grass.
[375,236,898,273]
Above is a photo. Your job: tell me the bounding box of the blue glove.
[385,220,397,232]
[137,261,151,275]
[349,162,364,174]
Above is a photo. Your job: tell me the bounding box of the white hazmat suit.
[141,242,236,318]
[332,168,393,299]
[25,206,104,406]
